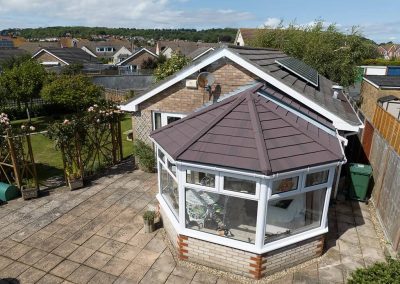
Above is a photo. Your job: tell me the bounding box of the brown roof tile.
[151,84,343,175]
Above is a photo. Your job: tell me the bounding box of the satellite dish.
[197,72,215,90]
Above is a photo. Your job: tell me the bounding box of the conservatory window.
[305,170,329,187]
[186,170,215,188]
[167,160,176,176]
[158,149,165,163]
[265,188,326,244]
[223,176,256,195]
[271,176,299,195]
[185,188,258,243]
[160,162,179,219]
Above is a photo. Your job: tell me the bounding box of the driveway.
[0,161,386,283]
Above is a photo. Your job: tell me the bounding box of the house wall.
[34,52,66,66]
[360,81,400,121]
[132,58,259,144]
[123,51,157,68]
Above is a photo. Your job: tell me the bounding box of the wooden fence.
[373,105,400,154]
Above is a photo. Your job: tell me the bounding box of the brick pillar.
[249,255,264,280]
[177,235,188,260]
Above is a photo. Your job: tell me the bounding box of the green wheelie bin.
[348,163,372,201]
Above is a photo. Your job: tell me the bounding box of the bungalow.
[156,40,218,58]
[32,47,99,67]
[112,46,132,65]
[120,45,362,278]
[116,48,158,72]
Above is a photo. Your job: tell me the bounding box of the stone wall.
[132,58,258,144]
[360,81,400,122]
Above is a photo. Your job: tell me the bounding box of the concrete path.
[0,162,386,283]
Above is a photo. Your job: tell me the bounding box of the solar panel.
[276,57,319,87]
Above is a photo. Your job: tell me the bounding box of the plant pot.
[68,178,83,191]
[144,219,155,233]
[21,186,38,200]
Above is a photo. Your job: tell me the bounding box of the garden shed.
[150,85,346,279]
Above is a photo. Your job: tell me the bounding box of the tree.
[252,21,378,86]
[154,52,190,81]
[141,57,158,70]
[61,63,84,75]
[40,75,104,111]
[0,59,47,109]
[0,54,32,70]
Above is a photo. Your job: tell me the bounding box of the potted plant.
[21,179,38,200]
[143,210,156,233]
[66,163,83,190]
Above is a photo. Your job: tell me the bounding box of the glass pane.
[271,177,298,194]
[224,176,256,195]
[185,188,258,243]
[167,116,181,125]
[186,170,215,188]
[160,163,179,218]
[305,170,329,187]
[265,188,326,244]
[158,149,165,163]
[167,160,176,176]
[154,113,162,130]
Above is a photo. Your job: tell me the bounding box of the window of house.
[271,176,299,195]
[160,162,179,219]
[305,170,329,187]
[186,170,215,188]
[185,187,258,243]
[265,188,326,244]
[153,112,185,130]
[223,176,256,195]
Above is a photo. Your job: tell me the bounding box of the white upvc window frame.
[154,139,338,254]
[152,111,186,131]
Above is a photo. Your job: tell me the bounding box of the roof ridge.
[254,95,343,160]
[246,94,272,175]
[172,92,249,160]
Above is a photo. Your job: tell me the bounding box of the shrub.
[143,210,156,221]
[132,139,155,172]
[348,257,400,284]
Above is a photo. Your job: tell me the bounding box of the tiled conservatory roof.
[150,84,344,175]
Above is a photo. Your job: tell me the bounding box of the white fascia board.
[117,47,158,66]
[223,50,361,132]
[120,49,228,111]
[192,48,215,61]
[81,46,97,58]
[362,77,380,89]
[32,49,69,65]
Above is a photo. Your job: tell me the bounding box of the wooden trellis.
[0,129,39,190]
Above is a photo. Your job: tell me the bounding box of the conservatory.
[150,89,345,279]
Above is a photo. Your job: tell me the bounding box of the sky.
[0,0,399,43]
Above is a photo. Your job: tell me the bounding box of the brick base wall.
[160,208,325,279]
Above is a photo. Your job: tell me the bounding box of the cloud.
[262,18,281,28]
[0,0,253,29]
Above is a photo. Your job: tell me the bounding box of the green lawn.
[10,115,133,182]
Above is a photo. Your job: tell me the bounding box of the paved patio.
[0,162,386,284]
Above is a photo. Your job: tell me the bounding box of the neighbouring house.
[116,48,158,73]
[234,28,259,46]
[120,45,363,278]
[377,44,400,59]
[187,47,215,61]
[18,41,61,55]
[156,40,218,58]
[32,47,99,67]
[360,65,400,76]
[74,38,133,64]
[112,46,132,65]
[0,48,29,73]
[360,75,400,121]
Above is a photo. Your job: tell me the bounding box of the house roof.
[187,47,215,60]
[18,41,60,54]
[236,28,259,43]
[151,84,343,175]
[0,48,28,62]
[158,40,219,57]
[75,39,132,56]
[364,75,400,89]
[117,48,158,66]
[121,46,361,132]
[32,48,100,65]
